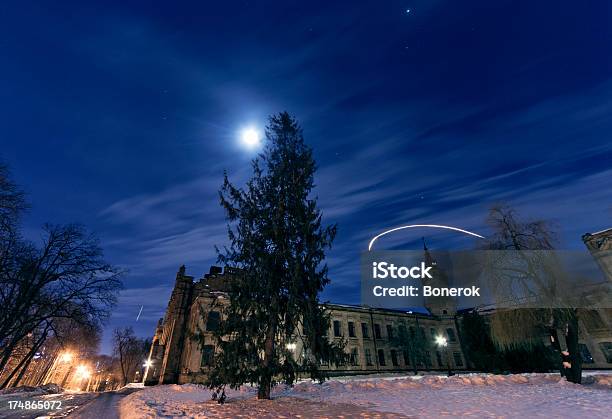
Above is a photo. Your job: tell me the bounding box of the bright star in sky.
[240,127,261,149]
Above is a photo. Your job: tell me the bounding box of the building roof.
[324,302,435,317]
[584,227,612,237]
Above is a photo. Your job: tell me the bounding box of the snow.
[0,383,62,396]
[0,386,98,419]
[119,373,612,418]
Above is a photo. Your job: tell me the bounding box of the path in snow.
[67,387,143,419]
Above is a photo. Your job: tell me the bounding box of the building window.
[365,348,373,366]
[453,352,464,367]
[391,349,399,366]
[403,350,410,365]
[374,324,382,339]
[598,342,612,363]
[399,324,407,337]
[206,311,220,331]
[579,344,594,364]
[350,348,359,366]
[587,312,607,332]
[348,322,356,337]
[333,320,342,337]
[386,325,394,340]
[378,349,386,366]
[201,345,214,367]
[436,351,443,367]
[361,322,370,339]
[446,328,457,342]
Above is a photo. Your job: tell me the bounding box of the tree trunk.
[1,331,48,389]
[1,350,32,389]
[11,350,35,388]
[258,321,276,400]
[0,341,18,377]
[565,312,582,384]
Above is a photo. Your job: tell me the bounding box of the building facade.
[145,265,466,385]
[580,228,612,367]
[145,229,612,385]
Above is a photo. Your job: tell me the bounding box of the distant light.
[143,360,153,368]
[76,365,91,379]
[240,127,261,149]
[406,9,411,14]
[435,335,448,347]
[286,343,297,351]
[60,352,73,363]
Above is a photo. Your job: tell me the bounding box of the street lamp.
[76,365,91,379]
[142,359,153,384]
[59,352,76,388]
[435,335,453,376]
[435,335,447,348]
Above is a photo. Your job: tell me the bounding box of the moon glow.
[240,127,261,149]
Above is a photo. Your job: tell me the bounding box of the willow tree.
[209,112,345,399]
[483,205,583,383]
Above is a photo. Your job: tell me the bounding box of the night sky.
[1,1,611,353]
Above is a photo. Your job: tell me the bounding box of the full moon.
[240,127,261,149]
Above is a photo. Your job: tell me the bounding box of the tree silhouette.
[208,112,345,399]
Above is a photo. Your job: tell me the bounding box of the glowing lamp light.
[60,352,73,363]
[143,359,153,368]
[286,343,297,351]
[76,365,91,379]
[240,127,261,149]
[435,335,448,347]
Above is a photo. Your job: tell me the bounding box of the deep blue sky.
[1,1,611,353]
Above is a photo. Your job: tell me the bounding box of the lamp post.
[142,359,153,384]
[59,352,74,388]
[435,335,453,376]
[75,365,91,391]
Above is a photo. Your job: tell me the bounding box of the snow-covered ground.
[118,372,612,418]
[0,385,98,418]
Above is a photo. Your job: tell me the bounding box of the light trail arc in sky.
[367,224,486,251]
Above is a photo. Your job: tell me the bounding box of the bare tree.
[112,327,148,386]
[0,162,122,387]
[0,163,27,237]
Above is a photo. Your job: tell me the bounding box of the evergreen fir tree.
[208,112,345,399]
